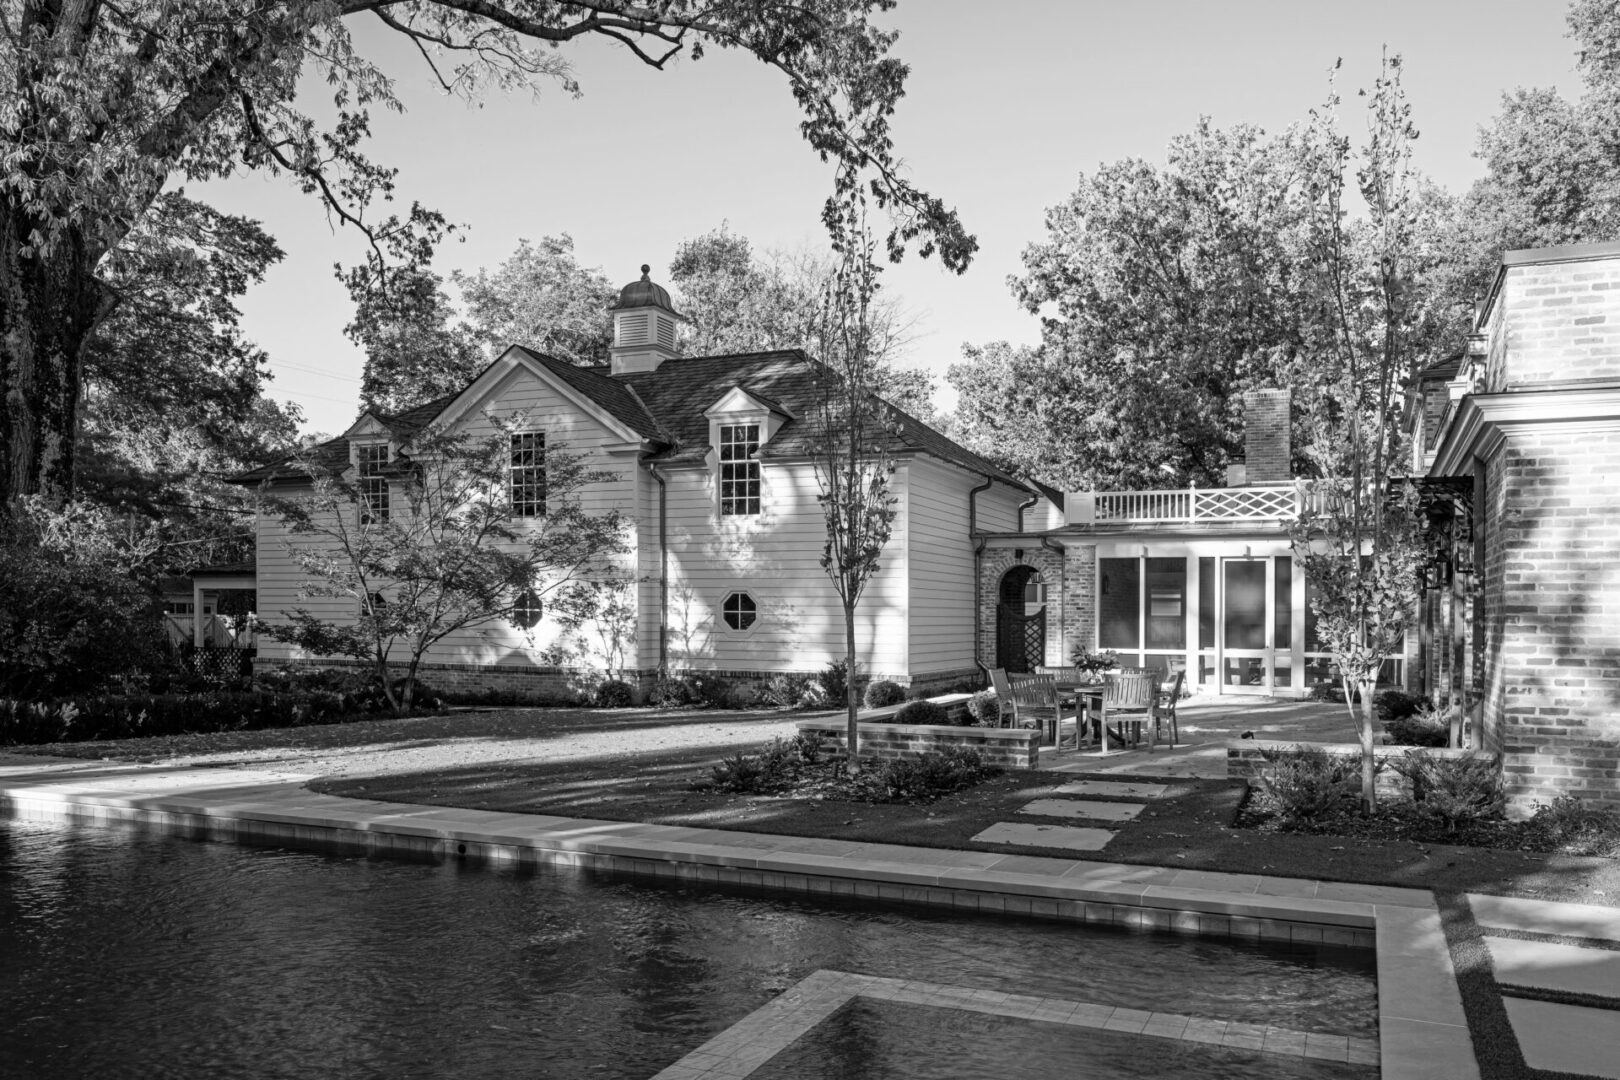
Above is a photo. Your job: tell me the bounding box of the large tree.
[950,120,1329,491]
[671,223,935,418]
[1,0,974,502]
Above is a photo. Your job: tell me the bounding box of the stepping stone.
[1019,798,1145,822]
[1469,894,1620,943]
[972,822,1115,851]
[1504,997,1620,1079]
[1486,937,1620,999]
[1052,780,1168,799]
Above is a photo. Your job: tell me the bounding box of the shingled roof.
[232,347,1029,493]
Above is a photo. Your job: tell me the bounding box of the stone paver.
[1503,997,1620,1080]
[1017,798,1145,822]
[970,821,1116,851]
[1468,893,1620,943]
[1050,779,1169,798]
[1485,936,1620,999]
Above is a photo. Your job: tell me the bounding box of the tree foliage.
[261,422,630,712]
[2,0,974,501]
[950,120,1331,490]
[671,223,934,418]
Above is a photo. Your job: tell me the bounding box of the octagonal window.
[511,588,543,630]
[722,591,757,631]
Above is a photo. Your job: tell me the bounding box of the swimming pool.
[0,820,1376,1079]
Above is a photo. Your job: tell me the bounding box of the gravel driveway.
[6,706,812,781]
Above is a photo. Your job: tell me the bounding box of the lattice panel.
[1193,487,1297,520]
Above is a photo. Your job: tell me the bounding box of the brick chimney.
[1240,389,1292,484]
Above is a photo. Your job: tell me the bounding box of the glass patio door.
[1220,558,1272,692]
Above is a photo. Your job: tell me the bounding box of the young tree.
[806,198,898,774]
[1289,57,1430,815]
[1,1,974,502]
[261,423,629,712]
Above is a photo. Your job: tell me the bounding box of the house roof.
[232,348,1030,493]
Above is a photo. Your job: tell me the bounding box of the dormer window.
[357,444,389,522]
[511,432,546,516]
[719,424,761,516]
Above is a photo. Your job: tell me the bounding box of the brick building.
[1415,241,1620,813]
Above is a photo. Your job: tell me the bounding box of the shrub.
[853,747,998,803]
[796,681,830,709]
[648,673,700,708]
[1526,796,1620,857]
[893,700,948,725]
[594,679,635,707]
[792,729,826,765]
[0,690,397,747]
[703,736,808,794]
[1388,751,1504,831]
[818,658,851,706]
[1253,745,1362,823]
[863,679,906,709]
[756,672,814,709]
[966,691,1003,727]
[1386,702,1453,747]
[1374,689,1424,727]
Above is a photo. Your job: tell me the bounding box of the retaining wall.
[796,713,1041,770]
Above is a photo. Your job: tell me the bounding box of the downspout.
[1016,490,1040,533]
[648,462,669,676]
[969,478,994,674]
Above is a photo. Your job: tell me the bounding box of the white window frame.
[718,423,761,516]
[355,442,390,523]
[510,431,546,517]
[720,590,759,633]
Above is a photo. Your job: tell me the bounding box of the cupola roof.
[609,264,677,313]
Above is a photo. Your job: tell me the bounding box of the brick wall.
[1496,257,1620,388]
[1242,389,1292,483]
[977,547,1066,668]
[796,718,1042,769]
[1063,544,1098,657]
[1483,426,1620,812]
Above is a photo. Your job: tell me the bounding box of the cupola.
[609,264,681,375]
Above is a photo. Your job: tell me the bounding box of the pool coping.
[0,760,1478,1080]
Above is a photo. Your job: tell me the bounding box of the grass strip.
[1481,926,1620,953]
[1435,889,1531,1080]
[1497,983,1620,1013]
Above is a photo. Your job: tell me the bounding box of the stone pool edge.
[0,763,1477,1080]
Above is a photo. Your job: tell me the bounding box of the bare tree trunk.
[1,218,99,501]
[844,602,861,776]
[1356,676,1378,815]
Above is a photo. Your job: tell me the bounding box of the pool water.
[0,821,1377,1079]
[753,999,1375,1080]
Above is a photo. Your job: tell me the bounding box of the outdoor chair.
[1148,668,1185,749]
[987,668,1018,727]
[1098,670,1156,753]
[1007,673,1083,752]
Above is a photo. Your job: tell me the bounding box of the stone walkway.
[972,779,1170,852]
[1469,893,1620,1078]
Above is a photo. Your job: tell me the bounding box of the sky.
[195,0,1588,437]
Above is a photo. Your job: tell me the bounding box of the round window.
[722,592,757,631]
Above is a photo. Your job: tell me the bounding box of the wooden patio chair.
[1098,670,1156,753]
[986,667,1017,728]
[1148,668,1185,749]
[1007,672,1083,752]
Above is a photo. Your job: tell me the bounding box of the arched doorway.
[996,565,1047,673]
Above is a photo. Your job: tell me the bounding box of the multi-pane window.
[722,591,757,631]
[510,432,546,517]
[357,443,389,522]
[719,424,761,516]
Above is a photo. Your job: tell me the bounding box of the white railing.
[1070,484,1303,525]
